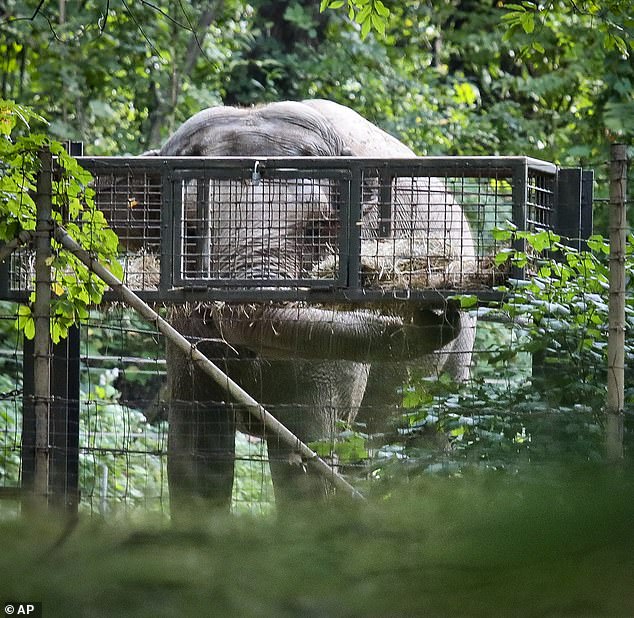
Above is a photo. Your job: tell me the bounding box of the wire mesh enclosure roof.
[1,155,571,306]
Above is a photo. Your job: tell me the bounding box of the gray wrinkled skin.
[149,100,476,515]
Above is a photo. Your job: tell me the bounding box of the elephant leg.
[165,330,241,518]
[357,362,408,437]
[266,437,331,505]
[167,399,236,517]
[252,359,369,505]
[440,312,477,382]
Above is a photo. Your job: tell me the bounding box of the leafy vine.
[0,100,123,343]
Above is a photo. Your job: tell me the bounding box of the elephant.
[144,100,476,515]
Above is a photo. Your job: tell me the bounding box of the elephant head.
[144,100,475,514]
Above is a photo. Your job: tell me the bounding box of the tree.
[0,1,247,152]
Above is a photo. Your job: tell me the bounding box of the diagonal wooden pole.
[53,223,365,501]
[0,230,33,265]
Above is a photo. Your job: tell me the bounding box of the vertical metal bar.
[49,324,80,512]
[378,167,392,238]
[347,162,362,290]
[21,335,35,492]
[336,174,351,289]
[581,170,594,247]
[161,164,174,293]
[195,177,211,278]
[33,147,53,506]
[0,243,10,298]
[556,168,583,249]
[511,160,528,281]
[606,143,627,462]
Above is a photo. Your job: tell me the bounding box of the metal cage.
[0,156,593,305]
[0,155,593,513]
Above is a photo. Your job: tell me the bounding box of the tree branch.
[145,4,219,149]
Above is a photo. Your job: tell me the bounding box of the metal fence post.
[556,168,583,248]
[49,325,81,513]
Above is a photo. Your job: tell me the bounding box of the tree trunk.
[146,6,219,148]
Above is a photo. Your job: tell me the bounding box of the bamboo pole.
[606,143,628,461]
[33,148,53,503]
[53,223,365,501]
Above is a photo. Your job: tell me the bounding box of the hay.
[312,238,489,290]
[122,240,505,295]
[9,241,505,300]
[123,251,161,290]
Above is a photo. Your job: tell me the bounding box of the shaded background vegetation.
[1,1,632,169]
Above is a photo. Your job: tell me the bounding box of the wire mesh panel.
[527,168,556,229]
[173,168,348,288]
[0,154,595,518]
[0,156,564,303]
[164,158,558,300]
[356,167,508,292]
[92,166,163,292]
[0,156,538,305]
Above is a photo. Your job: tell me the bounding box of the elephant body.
[148,100,476,514]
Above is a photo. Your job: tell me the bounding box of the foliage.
[372,228,633,475]
[0,1,250,153]
[2,0,631,175]
[0,100,122,343]
[499,0,634,146]
[493,227,634,401]
[320,0,390,38]
[0,368,21,490]
[503,0,632,58]
[2,469,634,616]
[309,420,369,466]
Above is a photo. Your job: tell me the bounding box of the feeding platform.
[1,156,592,306]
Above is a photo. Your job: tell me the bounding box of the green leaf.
[17,304,31,318]
[356,4,372,25]
[371,13,386,35]
[492,229,511,242]
[374,0,389,18]
[587,235,609,254]
[23,317,35,340]
[520,12,535,33]
[361,17,372,38]
[494,250,513,265]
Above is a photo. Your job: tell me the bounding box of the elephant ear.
[156,102,349,157]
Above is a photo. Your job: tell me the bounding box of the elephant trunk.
[212,303,461,362]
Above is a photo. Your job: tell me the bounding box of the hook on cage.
[251,160,261,185]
